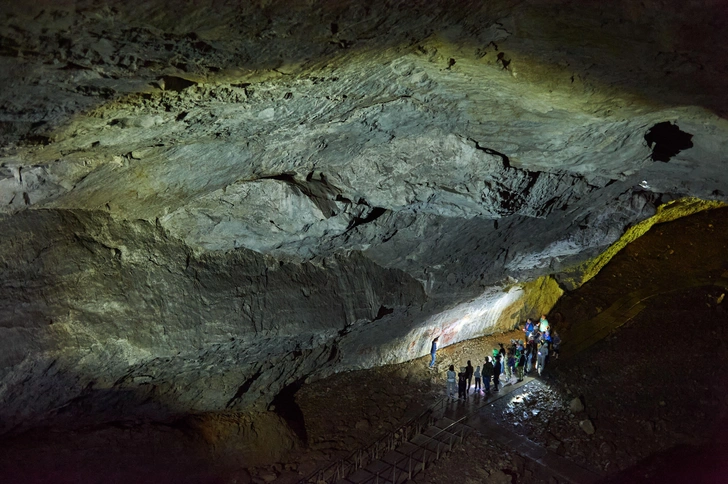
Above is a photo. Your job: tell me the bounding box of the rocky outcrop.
[0,209,427,432]
[0,0,727,433]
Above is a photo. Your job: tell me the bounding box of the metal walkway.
[300,377,566,484]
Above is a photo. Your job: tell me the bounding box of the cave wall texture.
[0,0,727,434]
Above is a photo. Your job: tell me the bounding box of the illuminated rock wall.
[0,0,727,431]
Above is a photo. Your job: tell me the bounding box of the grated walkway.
[328,375,602,484]
[332,377,535,484]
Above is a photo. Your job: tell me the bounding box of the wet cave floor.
[1,207,728,484]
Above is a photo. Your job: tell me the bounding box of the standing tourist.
[498,343,506,378]
[474,365,482,393]
[537,341,550,376]
[493,355,502,392]
[446,365,457,399]
[552,332,561,359]
[539,314,550,334]
[458,369,468,400]
[523,318,535,340]
[429,336,439,369]
[483,357,494,394]
[516,350,525,382]
[506,349,516,382]
[465,360,474,392]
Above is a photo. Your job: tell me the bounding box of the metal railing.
[299,396,450,484]
[301,377,538,483]
[352,412,470,484]
[351,383,536,484]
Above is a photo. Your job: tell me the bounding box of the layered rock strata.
[0,0,727,434]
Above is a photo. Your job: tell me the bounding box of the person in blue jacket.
[429,336,440,369]
[523,318,535,340]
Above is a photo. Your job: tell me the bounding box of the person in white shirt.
[446,365,457,399]
[473,365,482,393]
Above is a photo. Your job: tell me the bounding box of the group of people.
[440,314,562,400]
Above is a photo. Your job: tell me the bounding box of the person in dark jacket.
[552,332,561,359]
[537,341,549,376]
[498,343,506,377]
[506,349,516,381]
[465,360,474,392]
[492,356,502,392]
[457,370,468,400]
[516,351,526,382]
[526,336,538,373]
[482,357,494,394]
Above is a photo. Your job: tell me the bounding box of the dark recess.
[644,122,694,162]
[347,207,387,230]
[373,305,394,321]
[225,369,262,408]
[160,75,197,92]
[270,379,308,444]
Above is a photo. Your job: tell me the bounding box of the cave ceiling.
[0,0,727,429]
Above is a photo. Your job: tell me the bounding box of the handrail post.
[408,453,412,479]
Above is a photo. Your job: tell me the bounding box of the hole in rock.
[644,121,694,162]
[373,305,394,321]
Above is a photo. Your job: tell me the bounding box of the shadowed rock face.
[0,0,727,432]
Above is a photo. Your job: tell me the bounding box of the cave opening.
[644,121,694,162]
[270,379,308,445]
